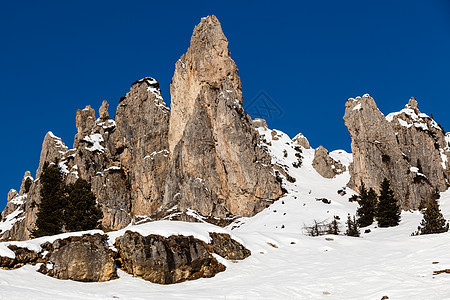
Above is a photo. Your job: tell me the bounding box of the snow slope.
[1,127,450,299]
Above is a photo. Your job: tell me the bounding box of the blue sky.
[1,0,449,210]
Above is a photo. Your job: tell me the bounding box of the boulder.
[209,232,251,260]
[38,234,116,282]
[115,231,226,284]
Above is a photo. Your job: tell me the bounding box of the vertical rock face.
[165,15,282,218]
[312,146,346,178]
[344,94,449,209]
[113,78,170,216]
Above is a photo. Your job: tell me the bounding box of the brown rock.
[312,146,346,178]
[38,234,116,282]
[164,15,282,218]
[0,245,40,269]
[115,231,225,284]
[293,133,311,149]
[209,232,251,260]
[344,94,448,209]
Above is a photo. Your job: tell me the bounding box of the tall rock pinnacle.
[169,15,242,155]
[165,15,282,218]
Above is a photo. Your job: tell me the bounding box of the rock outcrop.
[312,146,346,178]
[0,15,283,241]
[164,15,282,218]
[293,133,311,149]
[38,234,116,282]
[344,94,449,209]
[0,245,40,269]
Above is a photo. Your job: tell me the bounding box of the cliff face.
[0,15,282,241]
[344,94,450,209]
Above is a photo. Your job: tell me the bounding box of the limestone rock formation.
[293,133,311,149]
[112,78,170,217]
[164,15,282,218]
[38,234,116,282]
[0,15,283,241]
[344,94,449,209]
[115,231,225,284]
[312,146,346,178]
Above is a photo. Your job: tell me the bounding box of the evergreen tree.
[33,162,66,237]
[414,199,449,235]
[356,184,377,227]
[327,216,340,235]
[64,178,103,232]
[345,214,360,237]
[376,178,401,227]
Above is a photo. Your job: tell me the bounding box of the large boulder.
[115,231,225,284]
[38,234,116,282]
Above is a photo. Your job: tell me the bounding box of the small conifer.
[414,198,449,235]
[376,178,400,227]
[356,184,377,227]
[345,214,360,237]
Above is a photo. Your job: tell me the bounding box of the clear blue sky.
[1,0,449,210]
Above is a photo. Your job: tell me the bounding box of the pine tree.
[414,199,449,235]
[64,178,103,232]
[345,215,360,237]
[327,216,340,235]
[33,162,66,237]
[356,184,377,227]
[376,178,401,227]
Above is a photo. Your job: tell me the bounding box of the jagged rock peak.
[19,171,33,196]
[165,15,282,218]
[74,106,96,148]
[126,77,169,112]
[99,100,109,120]
[7,190,18,203]
[253,118,268,130]
[406,97,418,110]
[169,15,241,154]
[293,133,311,149]
[37,132,69,178]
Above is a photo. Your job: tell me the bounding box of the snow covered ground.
[1,128,450,299]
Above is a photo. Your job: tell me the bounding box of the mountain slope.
[1,125,450,299]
